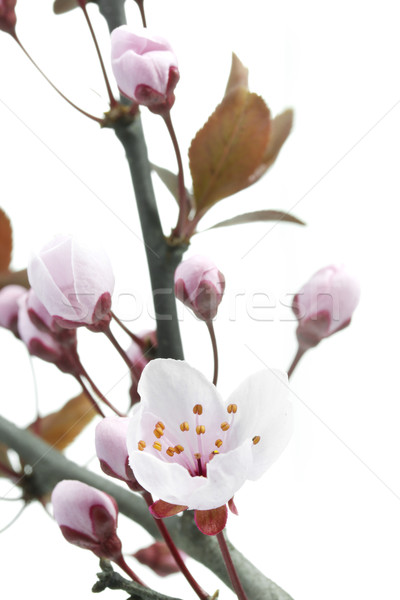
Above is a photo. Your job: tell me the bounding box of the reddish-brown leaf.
[28,392,97,451]
[224,53,249,97]
[189,87,271,214]
[0,208,12,272]
[249,109,294,185]
[207,209,305,230]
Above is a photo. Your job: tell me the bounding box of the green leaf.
[189,87,271,214]
[206,209,305,230]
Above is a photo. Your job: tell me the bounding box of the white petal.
[225,368,293,479]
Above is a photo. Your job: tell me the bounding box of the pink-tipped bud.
[111,26,179,114]
[0,285,26,335]
[95,417,143,491]
[26,288,57,333]
[292,264,360,350]
[0,0,17,35]
[126,330,157,375]
[18,293,79,373]
[52,480,122,561]
[174,255,225,321]
[27,234,115,332]
[134,541,185,577]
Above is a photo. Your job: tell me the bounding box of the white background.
[0,0,400,599]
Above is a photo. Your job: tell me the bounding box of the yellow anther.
[166,447,175,457]
[156,421,165,431]
[174,445,184,454]
[252,435,261,445]
[212,450,219,455]
[180,421,190,432]
[196,425,206,435]
[153,442,162,451]
[194,452,201,460]
[215,439,223,448]
[193,404,203,415]
[138,440,146,451]
[227,403,237,414]
[153,427,164,439]
[220,422,230,432]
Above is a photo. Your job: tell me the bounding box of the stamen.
[153,426,164,438]
[153,442,162,451]
[212,450,219,454]
[174,444,184,454]
[166,447,175,457]
[227,403,237,414]
[138,440,146,451]
[220,422,230,431]
[215,439,223,448]
[196,425,206,435]
[252,435,261,445]
[156,421,165,431]
[193,404,203,415]
[194,452,201,460]
[180,421,190,432]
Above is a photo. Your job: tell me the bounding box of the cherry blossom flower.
[27,234,114,331]
[0,284,26,335]
[174,255,225,321]
[292,264,360,349]
[111,26,179,113]
[127,359,292,535]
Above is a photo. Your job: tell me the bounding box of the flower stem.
[110,311,146,349]
[163,112,190,239]
[74,374,106,418]
[287,346,306,379]
[13,35,102,123]
[78,367,125,417]
[114,554,147,586]
[206,320,219,386]
[142,492,209,600]
[78,2,117,107]
[216,531,249,600]
[103,326,135,371]
[134,0,147,27]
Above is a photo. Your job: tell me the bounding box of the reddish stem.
[78,2,117,107]
[163,112,190,239]
[206,320,219,386]
[143,492,209,600]
[13,35,102,123]
[78,367,125,417]
[135,0,147,27]
[103,326,135,371]
[115,554,147,586]
[287,346,306,379]
[110,312,147,349]
[216,531,249,600]
[75,374,106,418]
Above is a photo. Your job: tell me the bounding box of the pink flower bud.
[0,0,17,35]
[134,541,185,577]
[174,255,225,321]
[26,288,56,332]
[0,285,26,335]
[52,480,122,561]
[111,26,179,114]
[18,293,79,373]
[292,264,360,350]
[126,330,157,374]
[95,417,142,491]
[27,234,115,331]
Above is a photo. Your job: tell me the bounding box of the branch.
[0,415,294,600]
[93,559,185,600]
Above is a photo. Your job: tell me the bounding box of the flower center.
[137,402,260,477]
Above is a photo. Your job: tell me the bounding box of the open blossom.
[111,26,179,113]
[0,284,26,335]
[27,234,114,331]
[127,359,292,535]
[174,256,225,321]
[52,480,122,560]
[292,264,360,349]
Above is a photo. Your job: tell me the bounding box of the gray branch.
[0,415,293,600]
